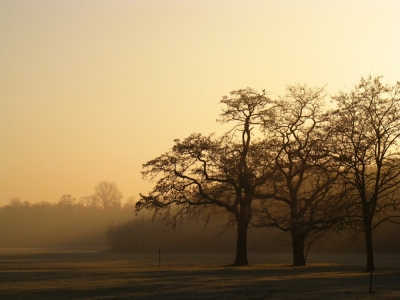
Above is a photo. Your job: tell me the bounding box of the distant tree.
[79,195,100,208]
[9,198,22,207]
[256,84,347,266]
[136,88,275,265]
[93,181,123,209]
[8,198,31,208]
[33,201,52,208]
[330,76,400,271]
[57,194,76,207]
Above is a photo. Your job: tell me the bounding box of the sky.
[0,0,399,206]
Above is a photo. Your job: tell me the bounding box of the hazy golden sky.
[1,0,399,205]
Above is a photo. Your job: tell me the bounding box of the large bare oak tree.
[137,88,274,265]
[256,85,347,266]
[330,76,400,271]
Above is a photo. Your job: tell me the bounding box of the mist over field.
[0,199,399,253]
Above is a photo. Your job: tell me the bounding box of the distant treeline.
[105,215,400,253]
[106,217,276,253]
[0,197,135,248]
[0,197,398,252]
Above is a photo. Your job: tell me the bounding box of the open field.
[0,249,399,299]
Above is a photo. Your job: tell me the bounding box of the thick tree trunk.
[292,233,306,266]
[234,219,249,265]
[364,225,375,271]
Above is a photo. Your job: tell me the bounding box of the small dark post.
[369,271,373,293]
[158,249,161,267]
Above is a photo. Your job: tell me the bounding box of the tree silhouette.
[137,88,275,265]
[93,181,123,209]
[330,76,400,271]
[256,84,347,266]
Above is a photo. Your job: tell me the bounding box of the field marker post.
[159,249,161,267]
[369,271,373,293]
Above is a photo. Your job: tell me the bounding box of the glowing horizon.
[1,0,399,205]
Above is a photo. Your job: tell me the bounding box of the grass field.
[0,249,399,299]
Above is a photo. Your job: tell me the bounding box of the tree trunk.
[234,219,249,265]
[292,233,306,266]
[364,224,375,271]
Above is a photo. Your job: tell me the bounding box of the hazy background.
[1,199,399,252]
[1,0,399,205]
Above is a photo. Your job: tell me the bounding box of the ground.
[0,250,399,299]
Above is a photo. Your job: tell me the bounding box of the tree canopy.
[137,88,275,265]
[137,77,400,269]
[330,76,400,271]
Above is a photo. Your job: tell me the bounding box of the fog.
[0,200,133,248]
[0,199,399,253]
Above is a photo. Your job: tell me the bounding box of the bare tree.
[57,194,76,207]
[330,76,400,271]
[93,181,123,209]
[78,195,101,208]
[9,198,23,207]
[256,84,347,266]
[137,88,275,265]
